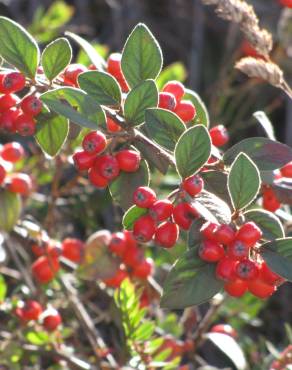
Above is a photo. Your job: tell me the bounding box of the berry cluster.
[0,71,42,135]
[0,142,32,195]
[198,221,285,299]
[73,129,141,188]
[15,299,62,332]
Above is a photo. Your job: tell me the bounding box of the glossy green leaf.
[121,23,163,88]
[144,108,185,151]
[0,189,21,232]
[78,70,121,106]
[188,219,205,250]
[175,125,211,178]
[184,89,210,127]
[228,153,261,211]
[124,80,158,126]
[0,16,40,78]
[201,170,232,206]
[41,87,105,129]
[272,179,292,205]
[122,205,148,230]
[41,37,72,81]
[134,141,169,174]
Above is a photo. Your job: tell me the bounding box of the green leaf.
[0,275,7,301]
[161,250,223,309]
[133,141,169,174]
[41,37,72,81]
[223,137,292,171]
[144,108,185,151]
[244,209,284,241]
[109,160,149,210]
[25,331,50,346]
[188,219,205,249]
[261,238,292,281]
[35,112,69,157]
[0,16,40,78]
[156,62,187,89]
[122,205,148,230]
[175,125,211,178]
[78,70,121,107]
[65,31,106,70]
[121,23,163,88]
[40,87,105,129]
[272,179,292,205]
[124,80,158,126]
[0,189,21,232]
[133,322,155,341]
[228,153,261,211]
[201,170,232,206]
[184,89,210,127]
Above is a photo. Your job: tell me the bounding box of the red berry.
[132,258,153,279]
[173,202,198,230]
[214,224,236,245]
[174,100,196,123]
[133,186,157,208]
[0,94,19,112]
[62,238,84,264]
[236,222,262,247]
[278,0,292,8]
[209,125,229,147]
[260,262,285,286]
[15,114,36,136]
[73,150,96,171]
[200,221,219,241]
[149,199,173,222]
[235,259,259,280]
[0,72,25,94]
[182,174,204,197]
[106,116,121,132]
[216,257,238,281]
[21,300,43,321]
[0,107,20,132]
[248,277,276,298]
[7,173,32,195]
[115,149,141,172]
[155,221,179,248]
[64,64,87,86]
[103,268,127,288]
[280,161,292,178]
[32,255,60,284]
[198,240,225,262]
[227,240,249,260]
[82,131,107,154]
[162,81,185,102]
[122,243,140,267]
[20,95,42,116]
[109,232,127,257]
[1,142,24,163]
[133,215,156,242]
[224,278,248,297]
[211,324,237,338]
[107,53,123,78]
[88,167,108,188]
[95,154,120,180]
[0,164,6,184]
[117,76,130,92]
[43,311,62,331]
[262,187,281,212]
[158,92,177,111]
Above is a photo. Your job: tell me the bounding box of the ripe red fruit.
[174,100,196,123]
[227,240,249,260]
[0,164,6,184]
[132,258,153,279]
[103,268,127,288]
[20,300,43,322]
[214,224,235,245]
[73,150,96,171]
[278,0,292,8]
[122,243,141,267]
[182,174,204,197]
[63,64,87,86]
[198,240,225,262]
[158,92,177,111]
[88,166,108,188]
[200,221,219,241]
[1,142,24,163]
[106,116,121,132]
[0,72,26,94]
[20,95,42,116]
[235,259,259,280]
[82,131,107,154]
[211,324,237,338]
[149,199,173,222]
[43,311,62,331]
[95,154,120,180]
[262,187,281,212]
[155,221,179,248]
[109,232,127,257]
[0,93,19,112]
[248,277,276,299]
[224,278,248,297]
[209,125,229,147]
[236,222,262,247]
[107,53,123,78]
[7,173,32,195]
[260,262,285,286]
[0,108,20,132]
[173,202,198,230]
[280,161,292,178]
[162,81,185,102]
[216,257,238,281]
[32,255,60,284]
[133,186,157,208]
[115,149,141,172]
[133,215,156,242]
[15,114,36,136]
[62,238,84,264]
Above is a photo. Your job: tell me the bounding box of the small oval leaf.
[0,189,21,232]
[122,205,148,230]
